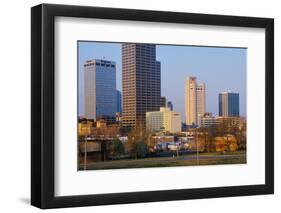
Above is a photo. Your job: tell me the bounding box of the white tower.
[185,76,206,126]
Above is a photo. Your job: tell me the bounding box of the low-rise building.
[96,119,107,128]
[91,124,120,138]
[198,112,218,128]
[146,110,164,132]
[78,121,93,136]
[146,107,181,133]
[215,116,241,129]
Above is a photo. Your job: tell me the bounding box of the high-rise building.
[84,59,116,120]
[116,90,122,113]
[185,76,206,126]
[122,43,161,128]
[219,91,239,117]
[160,96,167,108]
[167,101,173,111]
[146,107,181,133]
[196,83,206,124]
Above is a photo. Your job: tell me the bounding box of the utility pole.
[196,128,199,165]
[84,136,87,170]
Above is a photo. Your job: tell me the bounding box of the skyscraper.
[84,59,116,120]
[196,83,206,123]
[160,96,167,108]
[116,90,122,113]
[185,76,206,126]
[122,44,161,128]
[219,91,239,117]
[167,101,173,111]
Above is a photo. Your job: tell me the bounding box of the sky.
[78,41,246,120]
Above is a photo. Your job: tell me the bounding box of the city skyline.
[77,41,247,170]
[78,41,246,120]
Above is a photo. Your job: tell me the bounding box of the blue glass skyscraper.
[84,59,116,120]
[219,91,239,117]
[116,90,122,113]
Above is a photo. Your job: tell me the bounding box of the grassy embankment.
[79,150,246,170]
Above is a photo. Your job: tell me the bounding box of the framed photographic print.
[31,3,274,209]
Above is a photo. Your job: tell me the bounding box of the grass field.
[79,150,246,170]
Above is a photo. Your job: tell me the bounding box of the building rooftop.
[84,59,116,67]
[219,90,239,94]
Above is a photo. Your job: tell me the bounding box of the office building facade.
[116,90,122,113]
[219,91,239,117]
[84,59,116,120]
[198,112,218,128]
[146,107,181,133]
[160,96,167,108]
[122,43,161,128]
[196,83,206,123]
[216,116,241,129]
[185,76,206,126]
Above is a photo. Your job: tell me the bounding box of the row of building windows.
[84,63,115,68]
[123,104,159,108]
[135,91,161,94]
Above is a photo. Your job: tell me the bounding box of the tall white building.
[185,76,206,126]
[146,107,181,133]
[84,59,116,120]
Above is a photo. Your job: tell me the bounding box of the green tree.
[127,124,150,157]
[235,121,247,150]
[207,126,217,152]
[133,139,148,158]
[108,139,124,159]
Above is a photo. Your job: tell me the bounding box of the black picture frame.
[31,3,274,209]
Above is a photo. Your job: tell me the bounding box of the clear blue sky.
[78,41,246,119]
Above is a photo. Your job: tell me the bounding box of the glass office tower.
[219,91,239,117]
[84,59,116,120]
